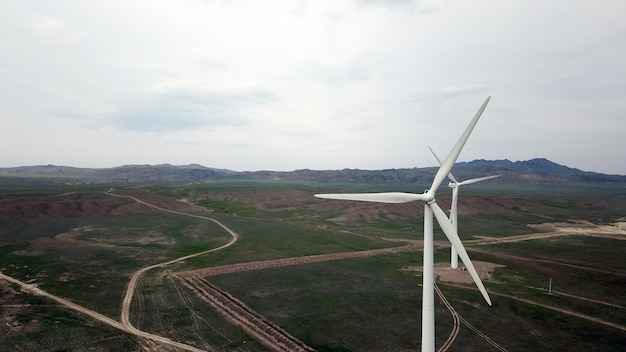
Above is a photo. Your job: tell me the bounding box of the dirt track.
[1,190,238,352]
[176,244,422,278]
[108,191,241,351]
[0,271,207,352]
[180,277,315,352]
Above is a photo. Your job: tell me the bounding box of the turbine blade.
[428,97,491,196]
[315,192,426,204]
[428,146,444,165]
[428,146,459,185]
[430,201,492,305]
[458,175,500,186]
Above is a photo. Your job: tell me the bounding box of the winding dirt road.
[107,191,241,350]
[1,191,241,352]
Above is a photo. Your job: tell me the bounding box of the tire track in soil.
[175,245,424,351]
[439,281,626,333]
[505,310,556,351]
[435,281,508,352]
[434,283,460,352]
[179,276,315,352]
[456,314,508,352]
[166,276,229,351]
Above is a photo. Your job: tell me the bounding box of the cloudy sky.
[1,1,625,174]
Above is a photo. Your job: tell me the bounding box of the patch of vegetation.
[130,272,267,351]
[0,295,142,351]
[209,254,424,351]
[196,198,259,215]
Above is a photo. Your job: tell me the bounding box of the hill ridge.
[1,159,624,185]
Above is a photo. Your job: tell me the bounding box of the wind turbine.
[315,97,493,352]
[429,146,499,269]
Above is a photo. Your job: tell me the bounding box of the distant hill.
[0,164,236,185]
[1,159,625,186]
[447,158,626,185]
[92,164,237,183]
[238,158,626,186]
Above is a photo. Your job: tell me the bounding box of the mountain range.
[1,158,624,186]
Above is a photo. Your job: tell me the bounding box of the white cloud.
[1,0,626,174]
[110,87,280,132]
[24,16,85,44]
[296,56,375,87]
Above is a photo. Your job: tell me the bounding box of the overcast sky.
[1,1,625,174]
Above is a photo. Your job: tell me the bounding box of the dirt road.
[108,191,241,350]
[0,271,207,352]
[1,191,241,352]
[0,272,123,331]
[177,244,422,278]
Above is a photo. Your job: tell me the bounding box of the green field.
[1,180,626,351]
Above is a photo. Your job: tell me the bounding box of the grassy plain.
[1,180,626,351]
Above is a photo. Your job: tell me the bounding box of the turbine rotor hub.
[422,189,435,203]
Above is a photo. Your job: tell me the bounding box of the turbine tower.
[429,146,499,269]
[315,97,493,352]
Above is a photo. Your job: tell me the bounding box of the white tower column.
[421,203,435,352]
[450,186,459,269]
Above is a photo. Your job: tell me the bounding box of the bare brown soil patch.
[194,188,555,229]
[401,261,505,284]
[527,219,626,240]
[0,193,128,220]
[0,189,206,224]
[469,220,626,246]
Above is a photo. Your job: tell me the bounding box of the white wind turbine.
[315,97,493,352]
[429,146,499,269]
